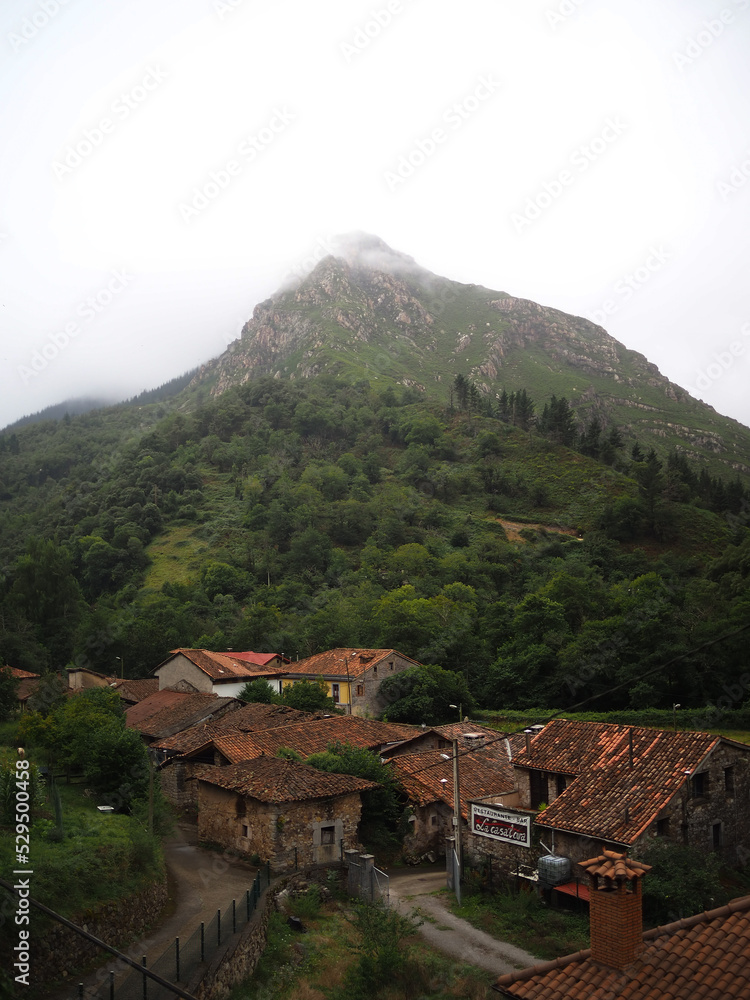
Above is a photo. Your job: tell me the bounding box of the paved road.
[46,820,259,999]
[387,867,538,975]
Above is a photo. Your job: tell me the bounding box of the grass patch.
[447,885,589,962]
[230,896,495,1000]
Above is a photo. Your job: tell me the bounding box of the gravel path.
[387,867,538,975]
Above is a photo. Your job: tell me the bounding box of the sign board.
[471,804,531,847]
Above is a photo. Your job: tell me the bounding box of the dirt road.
[387,868,538,975]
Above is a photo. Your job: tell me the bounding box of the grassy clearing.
[142,523,209,591]
[0,778,164,924]
[229,890,494,1000]
[447,885,589,962]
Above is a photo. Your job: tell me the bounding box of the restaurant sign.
[471,804,531,847]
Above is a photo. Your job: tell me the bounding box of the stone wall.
[26,876,167,989]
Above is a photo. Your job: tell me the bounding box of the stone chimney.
[578,849,651,971]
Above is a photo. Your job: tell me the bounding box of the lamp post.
[673,703,681,732]
[115,656,124,679]
[449,703,462,722]
[441,740,462,904]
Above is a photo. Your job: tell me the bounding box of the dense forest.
[0,373,749,714]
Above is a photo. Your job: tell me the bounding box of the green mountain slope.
[189,234,750,485]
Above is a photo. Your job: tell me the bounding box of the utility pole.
[452,738,462,905]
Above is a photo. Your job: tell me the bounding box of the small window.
[657,817,669,837]
[356,684,364,697]
[725,767,735,796]
[373,666,377,676]
[242,824,249,838]
[691,772,709,799]
[431,815,437,826]
[556,774,567,796]
[321,825,335,845]
[331,683,340,703]
[389,662,394,670]
[712,822,722,849]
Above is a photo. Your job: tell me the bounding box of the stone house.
[9,667,40,712]
[125,690,240,745]
[389,730,517,858]
[157,712,416,810]
[197,756,378,869]
[281,648,421,716]
[152,649,288,699]
[494,849,750,999]
[467,720,750,885]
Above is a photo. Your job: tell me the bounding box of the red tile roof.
[10,667,40,680]
[514,720,724,845]
[494,894,750,998]
[111,678,160,703]
[230,651,288,666]
[156,649,287,682]
[284,648,420,679]
[183,715,419,764]
[390,746,516,820]
[578,849,651,883]
[151,703,316,754]
[125,691,238,739]
[198,756,379,803]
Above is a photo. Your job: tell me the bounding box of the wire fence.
[67,864,271,1000]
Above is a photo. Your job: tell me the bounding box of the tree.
[0,666,19,722]
[238,678,277,704]
[280,679,335,712]
[377,664,473,726]
[306,741,402,830]
[640,841,727,923]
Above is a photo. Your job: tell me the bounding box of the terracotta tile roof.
[283,648,421,679]
[151,703,316,754]
[111,678,160,703]
[198,756,379,803]
[515,720,722,844]
[390,747,516,820]
[230,651,288,666]
[578,849,651,882]
[10,667,40,680]
[493,894,750,998]
[156,649,287,682]
[125,691,238,739]
[183,715,419,764]
[17,678,40,702]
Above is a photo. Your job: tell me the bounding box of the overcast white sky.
[1,0,749,431]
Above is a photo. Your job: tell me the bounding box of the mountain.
[188,233,750,484]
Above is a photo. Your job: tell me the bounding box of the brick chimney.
[578,849,651,971]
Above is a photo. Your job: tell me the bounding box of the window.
[657,817,670,837]
[724,766,735,796]
[713,822,723,849]
[242,824,249,838]
[691,772,709,799]
[321,825,335,845]
[529,770,548,810]
[431,815,437,826]
[356,684,364,697]
[331,683,340,703]
[389,661,394,670]
[556,774,567,797]
[373,666,377,676]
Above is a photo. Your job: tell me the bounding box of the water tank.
[538,854,571,886]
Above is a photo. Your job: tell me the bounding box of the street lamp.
[449,703,462,722]
[115,656,124,679]
[673,703,681,732]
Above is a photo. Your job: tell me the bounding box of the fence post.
[109,970,114,1000]
[266,861,271,886]
[217,909,221,947]
[200,921,205,963]
[246,888,251,920]
[294,846,298,870]
[232,898,236,934]
[142,956,147,1000]
[175,937,180,982]
[78,984,83,999]
[359,855,375,903]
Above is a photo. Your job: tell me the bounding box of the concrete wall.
[155,654,213,692]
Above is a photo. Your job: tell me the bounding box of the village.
[9,647,750,997]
